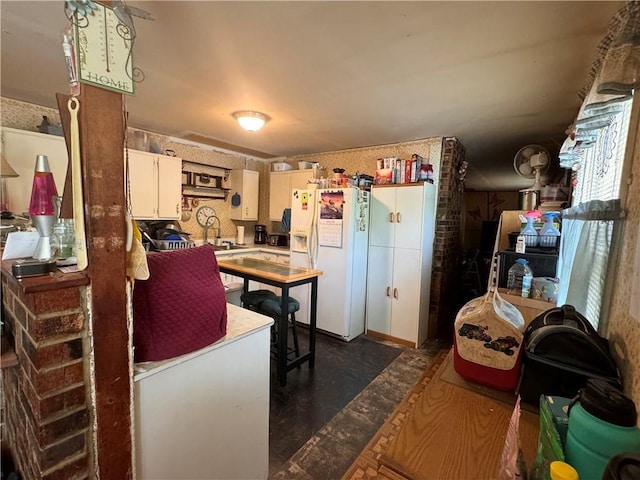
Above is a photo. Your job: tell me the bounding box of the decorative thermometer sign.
[74,2,135,94]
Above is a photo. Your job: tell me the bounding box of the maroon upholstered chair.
[133,245,228,362]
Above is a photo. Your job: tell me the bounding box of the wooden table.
[379,358,539,480]
[216,257,323,386]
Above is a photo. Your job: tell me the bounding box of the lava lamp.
[29,155,58,260]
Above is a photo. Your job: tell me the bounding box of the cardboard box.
[375,168,393,185]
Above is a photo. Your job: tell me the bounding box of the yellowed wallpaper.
[1,97,61,131]
[286,138,443,188]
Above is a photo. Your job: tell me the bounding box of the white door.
[128,151,156,219]
[368,187,396,248]
[366,245,394,335]
[157,154,181,220]
[394,185,424,250]
[389,248,421,343]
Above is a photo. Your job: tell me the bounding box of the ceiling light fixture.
[232,111,270,132]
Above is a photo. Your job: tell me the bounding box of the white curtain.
[557,200,622,330]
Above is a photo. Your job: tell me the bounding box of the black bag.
[517,304,622,405]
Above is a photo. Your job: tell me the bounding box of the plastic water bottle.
[506,258,533,297]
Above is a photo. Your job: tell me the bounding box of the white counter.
[134,304,273,480]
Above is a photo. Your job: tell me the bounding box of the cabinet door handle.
[393,288,398,299]
[396,212,401,223]
[389,212,394,223]
[176,204,180,214]
[386,286,391,297]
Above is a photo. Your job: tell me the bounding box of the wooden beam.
[76,83,131,478]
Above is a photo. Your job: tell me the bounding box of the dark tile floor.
[268,328,449,479]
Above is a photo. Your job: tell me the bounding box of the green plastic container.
[565,380,640,480]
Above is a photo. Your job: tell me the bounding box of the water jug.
[565,379,640,480]
[507,258,533,297]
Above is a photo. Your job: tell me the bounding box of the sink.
[211,244,248,251]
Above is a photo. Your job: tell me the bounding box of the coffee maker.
[254,224,267,244]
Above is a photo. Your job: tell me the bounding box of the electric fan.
[513,144,550,191]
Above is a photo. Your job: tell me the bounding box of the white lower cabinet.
[254,252,289,293]
[216,251,246,286]
[366,246,422,344]
[134,305,270,480]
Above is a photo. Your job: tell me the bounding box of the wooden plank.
[379,365,539,480]
[77,83,131,479]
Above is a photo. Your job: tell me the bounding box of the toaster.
[268,234,288,247]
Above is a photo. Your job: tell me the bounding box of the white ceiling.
[0,1,624,190]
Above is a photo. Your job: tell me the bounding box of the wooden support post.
[76,84,131,478]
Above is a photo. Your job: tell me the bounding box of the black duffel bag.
[517,304,622,405]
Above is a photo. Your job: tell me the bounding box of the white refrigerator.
[289,187,370,341]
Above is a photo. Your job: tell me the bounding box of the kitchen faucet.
[204,215,221,244]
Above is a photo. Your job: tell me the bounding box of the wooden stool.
[259,296,301,361]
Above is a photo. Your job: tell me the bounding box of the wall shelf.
[182,160,231,200]
[181,184,230,200]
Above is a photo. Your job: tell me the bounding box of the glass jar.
[53,218,75,260]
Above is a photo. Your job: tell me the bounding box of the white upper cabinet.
[368,184,424,250]
[269,170,314,221]
[128,150,181,220]
[229,169,259,221]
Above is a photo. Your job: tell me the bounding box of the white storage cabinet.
[229,169,259,221]
[365,183,436,347]
[128,150,182,220]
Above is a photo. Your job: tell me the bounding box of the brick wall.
[1,275,91,479]
[430,137,465,337]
